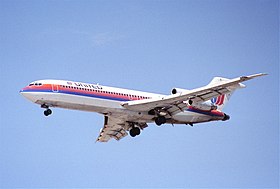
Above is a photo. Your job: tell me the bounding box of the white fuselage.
[20,79,225,124]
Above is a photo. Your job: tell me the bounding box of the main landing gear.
[129,127,141,137]
[155,116,166,126]
[148,109,167,126]
[128,122,148,138]
[41,104,52,116]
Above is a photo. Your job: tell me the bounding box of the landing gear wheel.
[44,109,52,116]
[129,127,141,137]
[155,116,166,126]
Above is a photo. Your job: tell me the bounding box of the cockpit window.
[29,82,42,86]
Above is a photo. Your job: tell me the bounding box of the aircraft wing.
[121,73,267,113]
[96,116,128,142]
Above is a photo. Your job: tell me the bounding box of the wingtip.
[257,73,268,76]
[243,73,268,80]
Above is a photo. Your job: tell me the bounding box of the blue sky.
[0,0,279,188]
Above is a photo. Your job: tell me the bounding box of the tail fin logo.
[211,94,225,106]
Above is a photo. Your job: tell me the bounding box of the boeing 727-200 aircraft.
[20,73,266,142]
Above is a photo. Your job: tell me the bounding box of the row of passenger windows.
[60,85,150,99]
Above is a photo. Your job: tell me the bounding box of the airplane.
[20,73,266,142]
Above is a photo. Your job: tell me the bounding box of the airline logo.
[211,94,225,106]
[67,81,103,90]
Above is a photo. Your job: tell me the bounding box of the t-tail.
[206,76,246,111]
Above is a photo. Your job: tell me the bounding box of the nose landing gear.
[44,109,52,116]
[41,104,52,116]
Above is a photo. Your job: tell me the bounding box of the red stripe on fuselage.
[188,106,224,117]
[24,84,146,101]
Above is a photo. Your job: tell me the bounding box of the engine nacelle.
[171,88,190,94]
[191,102,217,111]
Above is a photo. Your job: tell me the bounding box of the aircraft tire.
[130,127,141,137]
[44,109,52,116]
[155,116,166,126]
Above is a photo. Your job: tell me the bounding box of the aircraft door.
[52,84,59,92]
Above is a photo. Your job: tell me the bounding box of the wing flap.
[96,116,128,142]
[166,102,188,115]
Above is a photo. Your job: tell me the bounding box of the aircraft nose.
[20,87,37,103]
[19,87,25,94]
[19,86,27,94]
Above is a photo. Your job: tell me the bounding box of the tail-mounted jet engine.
[171,88,189,94]
[172,88,217,111]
